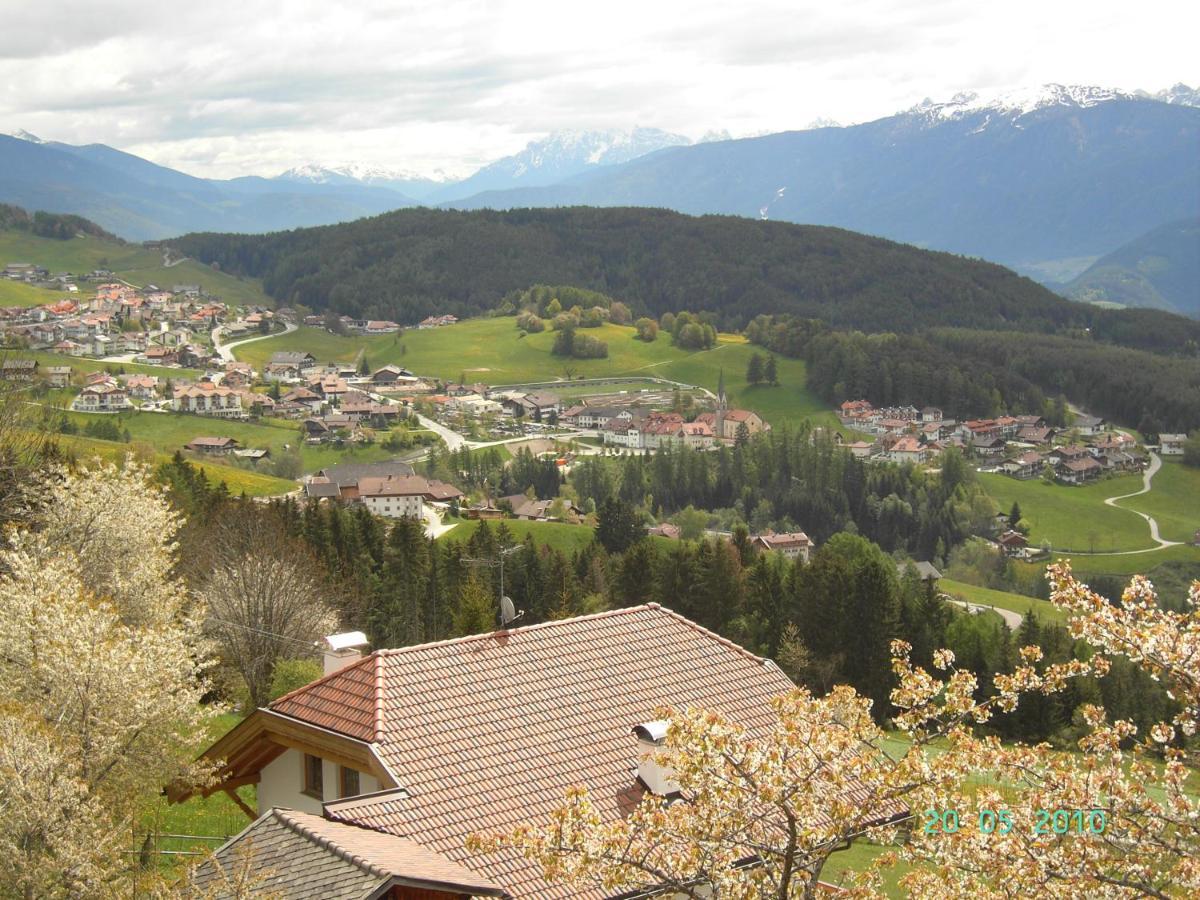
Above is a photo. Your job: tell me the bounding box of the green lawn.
[0,229,271,308]
[939,577,1068,626]
[978,472,1157,553]
[238,320,831,431]
[438,516,598,555]
[1119,460,1200,544]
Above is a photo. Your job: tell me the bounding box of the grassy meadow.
[1119,460,1200,544]
[437,516,598,555]
[58,407,428,483]
[977,472,1157,553]
[939,577,1068,626]
[0,229,271,308]
[56,432,297,497]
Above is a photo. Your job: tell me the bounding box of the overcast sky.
[1,0,1196,180]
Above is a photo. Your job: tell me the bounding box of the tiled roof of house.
[188,807,506,899]
[271,605,795,899]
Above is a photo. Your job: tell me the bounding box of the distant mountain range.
[0,133,417,241]
[2,83,1196,283]
[1065,218,1200,317]
[440,85,1200,282]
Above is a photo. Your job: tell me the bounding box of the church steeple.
[716,367,727,439]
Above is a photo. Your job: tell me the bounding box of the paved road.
[943,596,1024,630]
[1099,451,1181,551]
[212,320,297,363]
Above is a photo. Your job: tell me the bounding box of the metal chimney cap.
[631,719,670,743]
[324,631,369,651]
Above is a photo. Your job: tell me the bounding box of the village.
[836,399,1152,484]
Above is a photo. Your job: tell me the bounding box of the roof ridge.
[270,652,377,709]
[271,807,389,879]
[373,650,385,743]
[374,603,660,656]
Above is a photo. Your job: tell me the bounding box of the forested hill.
[173,207,1199,352]
[0,203,121,242]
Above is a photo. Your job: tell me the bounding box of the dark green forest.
[172,207,1199,353]
[746,314,1200,431]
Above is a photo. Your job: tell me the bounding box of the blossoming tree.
[472,564,1198,898]
[0,461,220,897]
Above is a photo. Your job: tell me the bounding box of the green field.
[238,320,830,431]
[437,516,598,555]
[20,349,203,380]
[0,229,271,308]
[1120,460,1200,544]
[939,577,1068,626]
[0,278,87,307]
[57,432,297,497]
[978,472,1157,553]
[59,407,421,480]
[1027,544,1200,578]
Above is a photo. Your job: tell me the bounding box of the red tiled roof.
[272,654,381,742]
[277,605,795,899]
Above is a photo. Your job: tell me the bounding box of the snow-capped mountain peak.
[907,83,1137,124]
[7,129,45,144]
[277,163,456,186]
[498,126,692,177]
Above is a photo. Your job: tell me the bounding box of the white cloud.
[0,0,1195,179]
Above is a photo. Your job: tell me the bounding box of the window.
[340,766,361,798]
[302,753,323,799]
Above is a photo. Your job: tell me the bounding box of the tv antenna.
[462,544,525,628]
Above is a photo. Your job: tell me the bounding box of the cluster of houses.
[301,315,402,335]
[0,276,256,365]
[560,397,771,451]
[836,400,1145,482]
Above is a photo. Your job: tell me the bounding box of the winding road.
[1091,451,1182,553]
[212,320,298,363]
[942,597,1024,630]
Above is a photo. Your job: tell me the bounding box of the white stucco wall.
[257,747,380,815]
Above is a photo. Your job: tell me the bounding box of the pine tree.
[452,575,495,636]
[746,353,764,386]
[765,354,779,386]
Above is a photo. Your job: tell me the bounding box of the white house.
[1160,433,1187,456]
[71,382,132,413]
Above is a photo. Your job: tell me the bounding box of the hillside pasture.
[977,472,1157,553]
[0,229,271,308]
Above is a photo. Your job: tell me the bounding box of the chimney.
[322,631,370,676]
[630,720,679,796]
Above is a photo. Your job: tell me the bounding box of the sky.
[1,0,1196,181]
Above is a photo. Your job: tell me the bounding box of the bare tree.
[196,507,336,709]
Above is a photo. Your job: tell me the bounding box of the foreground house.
[182,605,798,898]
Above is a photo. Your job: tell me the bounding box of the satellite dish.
[499,595,524,628]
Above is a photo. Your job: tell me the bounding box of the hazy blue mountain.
[442,86,1200,279]
[273,164,447,201]
[0,134,414,241]
[1065,218,1200,317]
[428,127,694,203]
